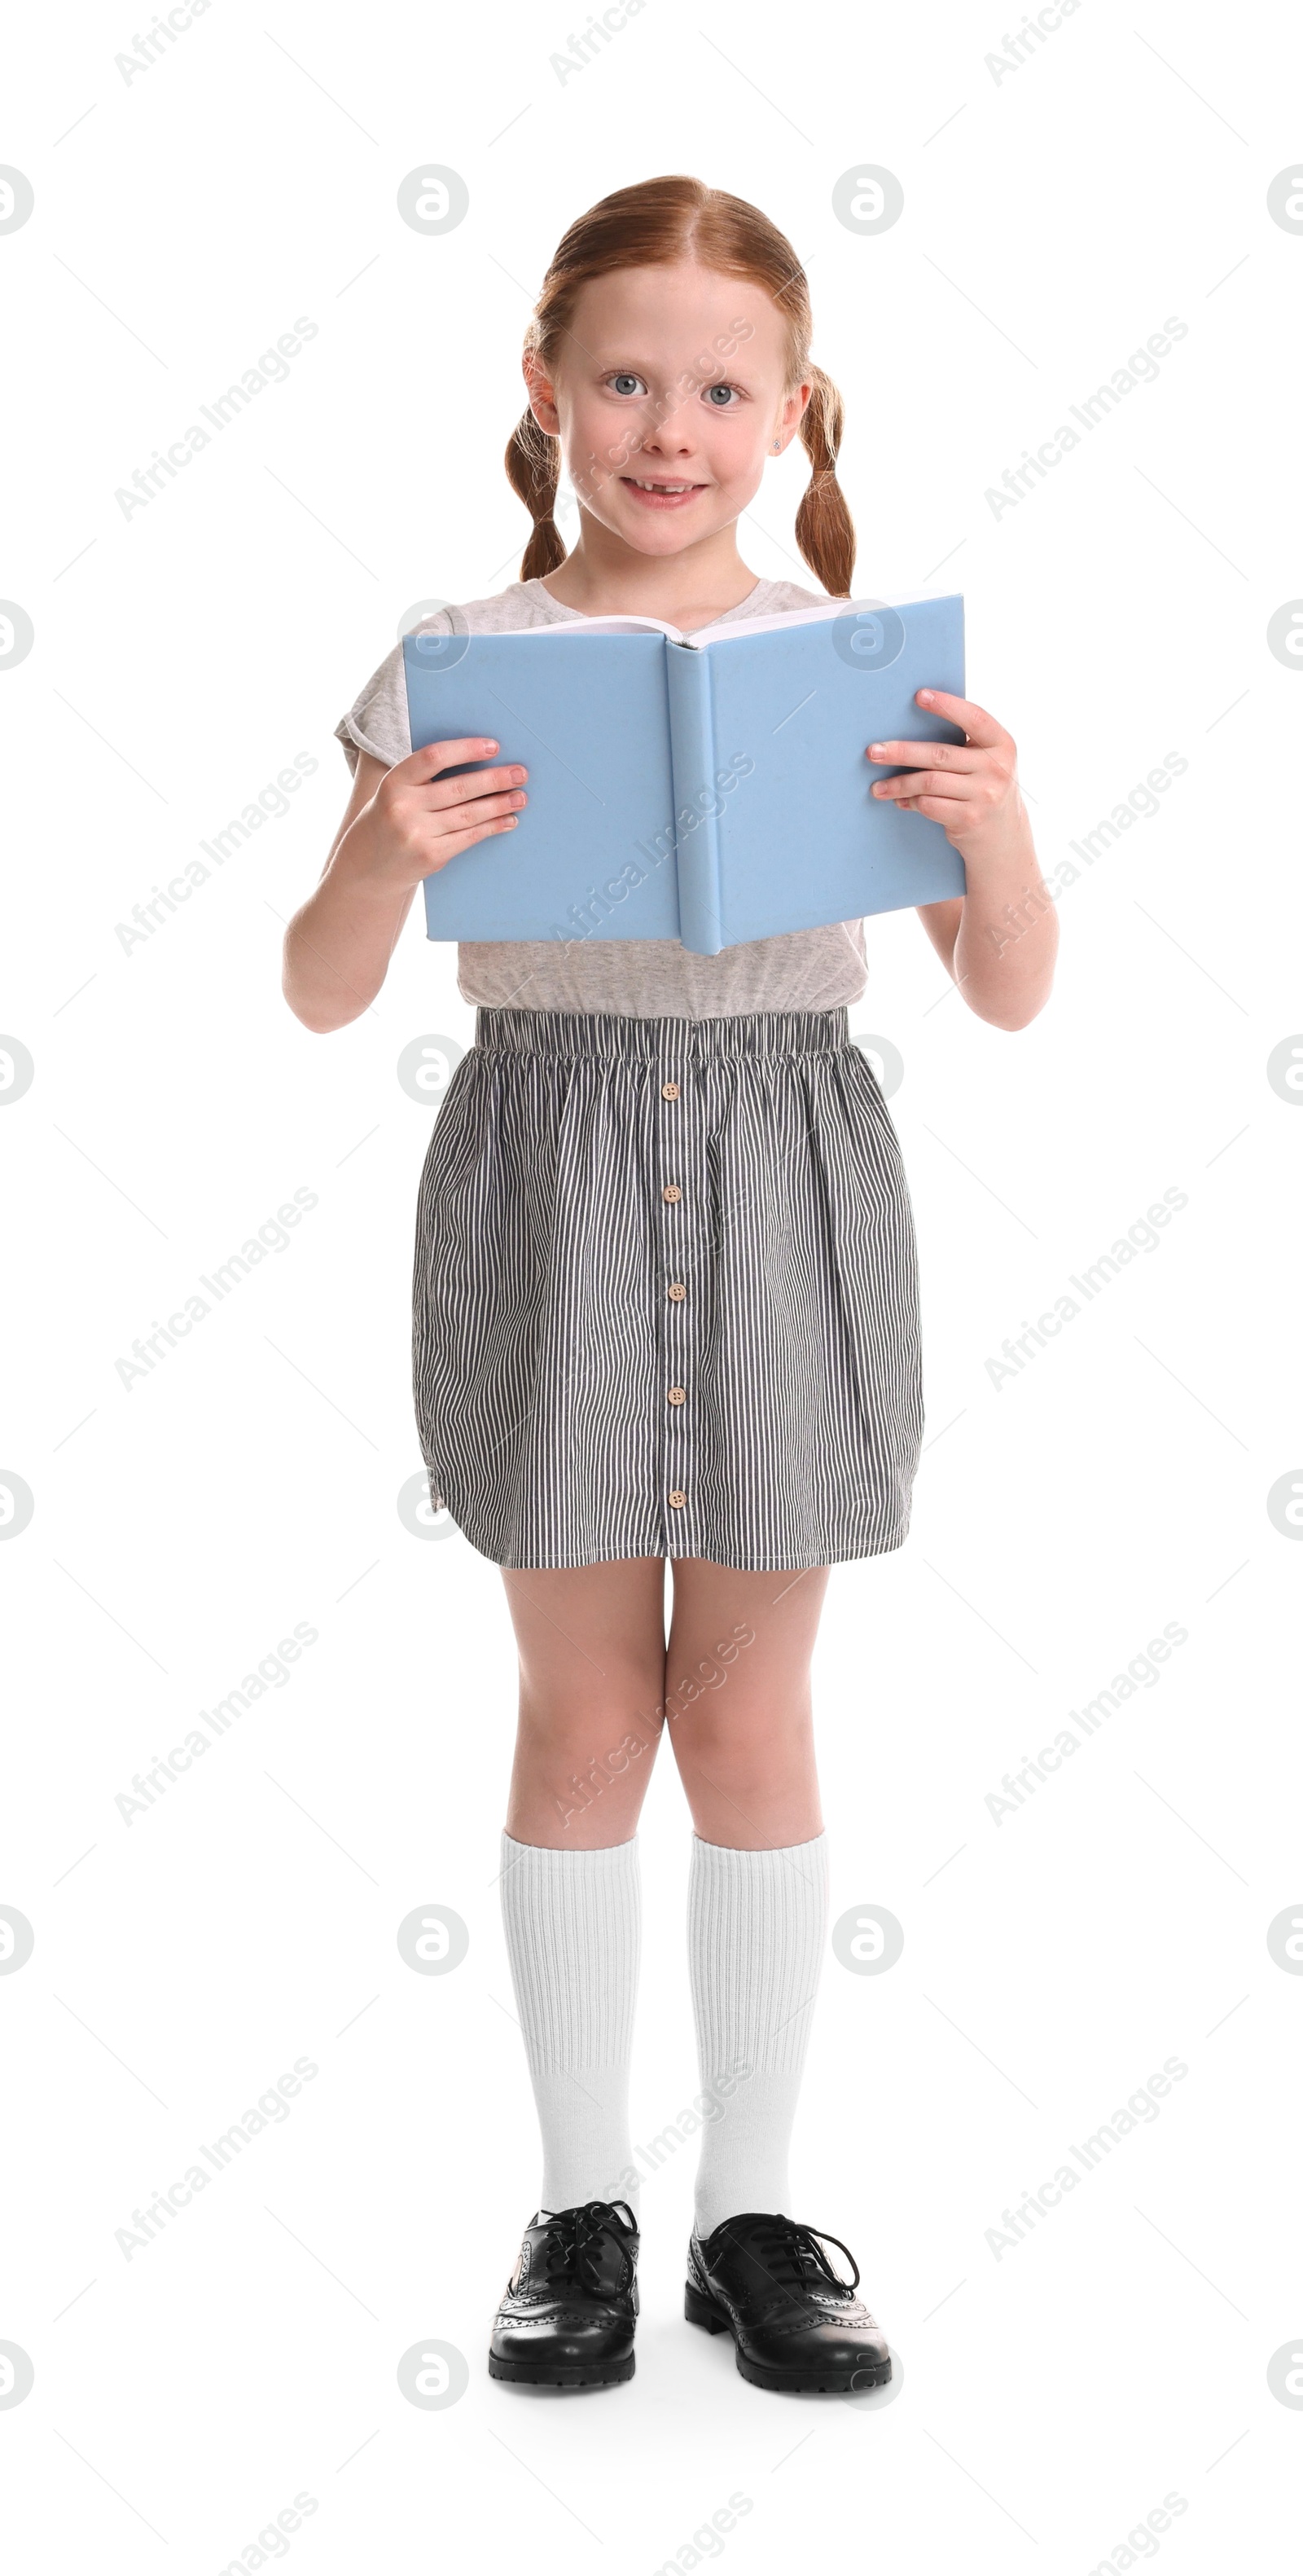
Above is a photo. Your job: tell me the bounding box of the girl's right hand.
[354,736,529,891]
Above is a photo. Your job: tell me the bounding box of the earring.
[771,439,781,453]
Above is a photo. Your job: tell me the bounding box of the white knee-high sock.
[499,1831,642,2219]
[687,1832,829,2238]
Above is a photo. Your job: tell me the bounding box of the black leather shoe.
[489,2200,638,2388]
[686,2211,891,2392]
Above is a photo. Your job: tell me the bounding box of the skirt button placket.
[660,1040,689,1543]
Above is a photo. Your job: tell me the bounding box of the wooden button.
[660,1080,680,1100]
[668,1490,687,1509]
[668,1281,686,1301]
[667,1386,685,1405]
[661,1182,682,1203]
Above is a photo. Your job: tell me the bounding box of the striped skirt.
[411,1005,924,1572]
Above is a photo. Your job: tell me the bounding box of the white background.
[2,0,1301,2567]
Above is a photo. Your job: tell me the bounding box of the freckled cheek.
[563,400,638,475]
[710,444,766,498]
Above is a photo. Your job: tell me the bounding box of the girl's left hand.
[866,690,1024,860]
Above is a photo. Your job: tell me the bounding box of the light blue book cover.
[403,594,966,956]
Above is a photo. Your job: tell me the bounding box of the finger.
[866,736,984,771]
[909,794,974,825]
[467,811,521,839]
[871,771,982,804]
[404,735,511,781]
[912,690,1009,751]
[434,786,528,830]
[422,763,528,813]
[424,811,520,874]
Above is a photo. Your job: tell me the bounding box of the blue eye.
[704,382,739,407]
[610,372,644,396]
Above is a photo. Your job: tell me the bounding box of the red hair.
[505,174,853,595]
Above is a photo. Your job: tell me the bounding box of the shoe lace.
[729,2213,861,2300]
[537,2199,637,2297]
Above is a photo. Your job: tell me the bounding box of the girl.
[283,175,1055,2396]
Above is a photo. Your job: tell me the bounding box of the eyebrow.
[586,352,753,380]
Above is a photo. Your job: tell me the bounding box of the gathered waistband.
[472,1005,852,1063]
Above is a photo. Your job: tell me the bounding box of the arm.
[868,690,1058,1033]
[282,738,529,1034]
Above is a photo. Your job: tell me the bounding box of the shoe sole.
[489,2352,634,2389]
[684,2279,891,2393]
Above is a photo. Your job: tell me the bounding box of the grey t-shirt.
[335,574,869,1018]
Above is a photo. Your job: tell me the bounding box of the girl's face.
[525,262,811,559]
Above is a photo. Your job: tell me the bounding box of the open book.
[403,593,966,956]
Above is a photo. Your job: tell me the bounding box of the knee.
[516,1696,663,1779]
[527,1717,661,1835]
[514,1629,665,1798]
[670,1692,809,1781]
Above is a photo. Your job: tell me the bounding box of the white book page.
[485,613,682,641]
[483,593,955,648]
[692,592,958,644]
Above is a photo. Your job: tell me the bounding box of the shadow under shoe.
[686,2210,891,2393]
[490,2199,639,2389]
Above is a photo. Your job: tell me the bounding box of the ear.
[773,378,814,451]
[523,349,560,437]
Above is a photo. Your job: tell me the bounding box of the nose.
[638,402,699,458]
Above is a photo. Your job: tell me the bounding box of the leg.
[662,1559,828,1848]
[665,1558,831,2237]
[497,1557,666,2228]
[502,1555,669,1848]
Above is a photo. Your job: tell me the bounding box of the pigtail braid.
[795,363,855,597]
[505,407,565,582]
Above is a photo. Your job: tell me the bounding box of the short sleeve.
[334,639,412,773]
[335,595,551,771]
[335,609,460,772]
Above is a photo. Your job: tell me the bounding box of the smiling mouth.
[621,477,707,495]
